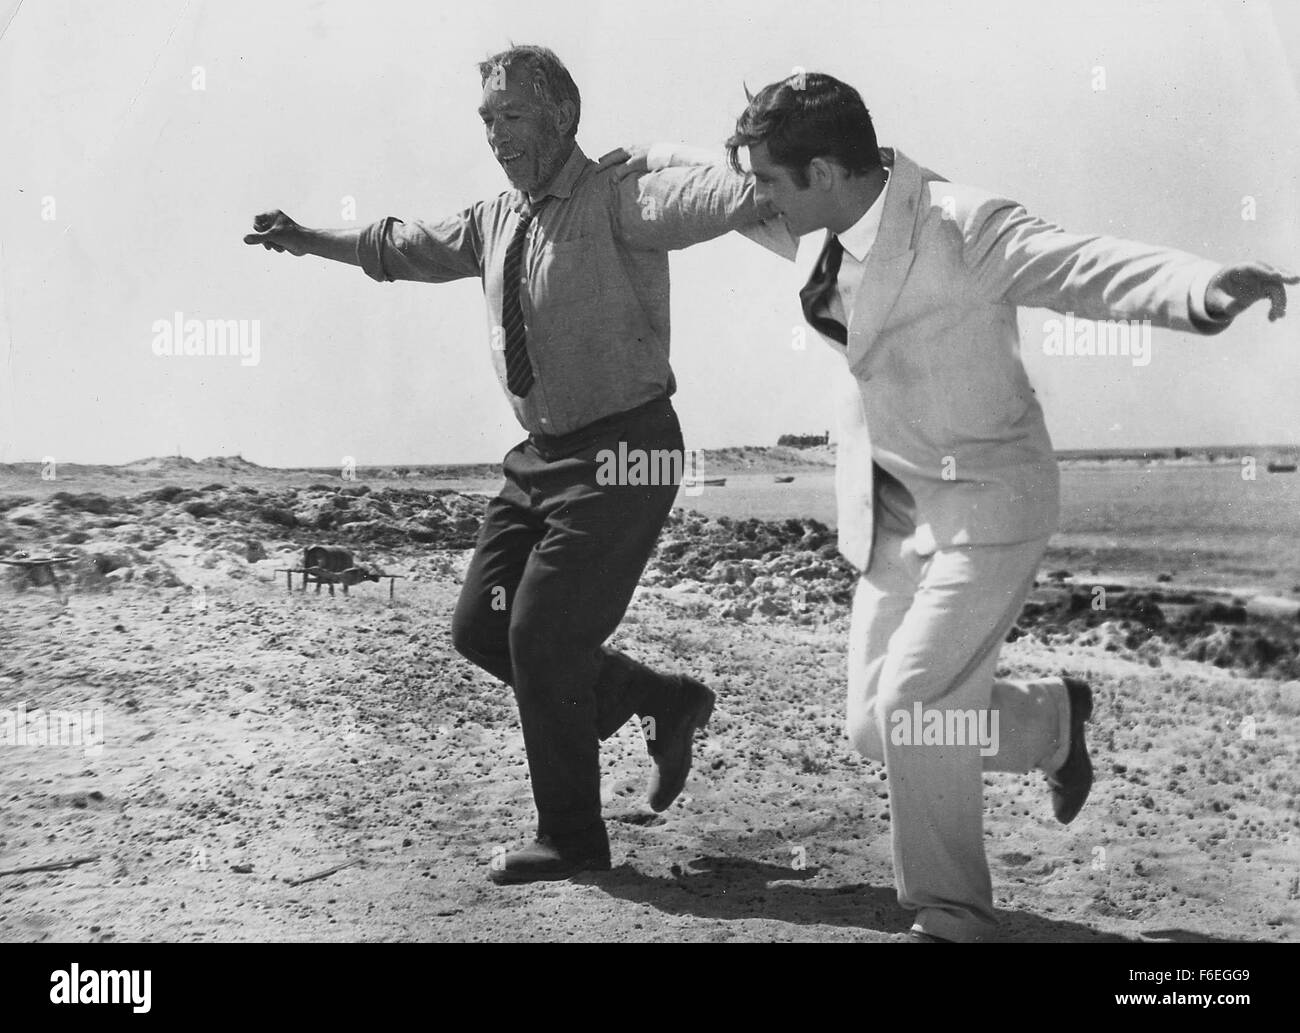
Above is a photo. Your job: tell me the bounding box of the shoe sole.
[1053,678,1094,824]
[648,680,716,813]
[488,858,612,885]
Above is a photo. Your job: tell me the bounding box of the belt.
[528,395,675,457]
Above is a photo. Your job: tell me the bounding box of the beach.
[0,451,1296,942]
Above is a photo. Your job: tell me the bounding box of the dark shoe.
[1047,677,1094,824]
[906,930,954,943]
[487,825,611,885]
[646,675,716,813]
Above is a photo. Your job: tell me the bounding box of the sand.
[0,469,1296,943]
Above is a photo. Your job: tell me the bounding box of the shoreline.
[2,479,1296,683]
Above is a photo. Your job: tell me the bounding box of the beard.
[501,140,572,195]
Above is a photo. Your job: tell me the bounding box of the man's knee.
[507,618,567,677]
[451,593,508,673]
[450,612,478,661]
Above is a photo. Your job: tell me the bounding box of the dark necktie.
[799,233,847,345]
[502,202,540,397]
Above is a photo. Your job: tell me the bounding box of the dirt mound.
[3,482,1293,679]
[119,456,202,473]
[193,454,267,473]
[1011,585,1300,680]
[645,512,1300,679]
[0,483,491,597]
[645,511,855,621]
[698,445,836,473]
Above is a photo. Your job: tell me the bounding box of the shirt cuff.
[358,216,402,282]
[1187,261,1232,331]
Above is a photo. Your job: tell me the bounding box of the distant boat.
[1266,462,1297,473]
[684,476,727,487]
[773,475,795,483]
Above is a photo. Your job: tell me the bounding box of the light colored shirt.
[357,143,791,436]
[646,144,799,261]
[829,169,890,327]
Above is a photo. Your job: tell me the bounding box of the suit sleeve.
[960,198,1230,334]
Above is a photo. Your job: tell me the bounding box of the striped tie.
[501,203,539,397]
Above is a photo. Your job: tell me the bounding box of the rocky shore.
[3,483,1297,681]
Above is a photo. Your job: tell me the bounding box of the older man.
[244,45,792,883]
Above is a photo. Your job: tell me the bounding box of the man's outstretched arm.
[960,197,1295,330]
[601,145,797,259]
[244,208,482,283]
[243,210,363,265]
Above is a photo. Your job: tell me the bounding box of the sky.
[0,0,1297,466]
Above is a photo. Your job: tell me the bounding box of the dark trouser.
[451,396,684,838]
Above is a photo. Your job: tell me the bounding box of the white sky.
[1,0,1297,466]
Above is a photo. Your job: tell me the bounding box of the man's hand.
[243,210,309,255]
[595,145,650,180]
[1205,262,1298,322]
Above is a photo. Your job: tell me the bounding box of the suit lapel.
[845,148,921,379]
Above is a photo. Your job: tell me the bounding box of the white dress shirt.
[828,169,891,328]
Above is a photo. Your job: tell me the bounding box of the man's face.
[479,65,572,196]
[749,141,825,236]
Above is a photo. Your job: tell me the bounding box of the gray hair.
[478,45,581,138]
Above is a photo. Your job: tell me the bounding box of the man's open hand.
[243,210,309,255]
[1205,262,1298,322]
[595,145,650,180]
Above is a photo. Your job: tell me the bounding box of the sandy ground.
[2,561,1297,943]
[0,460,1297,943]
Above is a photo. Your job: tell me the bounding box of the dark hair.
[478,45,581,138]
[726,72,880,187]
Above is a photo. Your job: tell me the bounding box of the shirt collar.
[512,142,589,212]
[835,167,891,262]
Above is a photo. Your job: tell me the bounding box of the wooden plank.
[282,858,361,887]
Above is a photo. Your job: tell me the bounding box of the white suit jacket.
[813,148,1228,571]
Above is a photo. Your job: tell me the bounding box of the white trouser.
[846,472,1071,942]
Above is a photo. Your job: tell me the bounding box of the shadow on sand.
[584,855,1209,942]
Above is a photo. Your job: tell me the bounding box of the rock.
[720,601,752,622]
[257,507,297,528]
[182,500,220,519]
[49,491,114,515]
[80,544,140,576]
